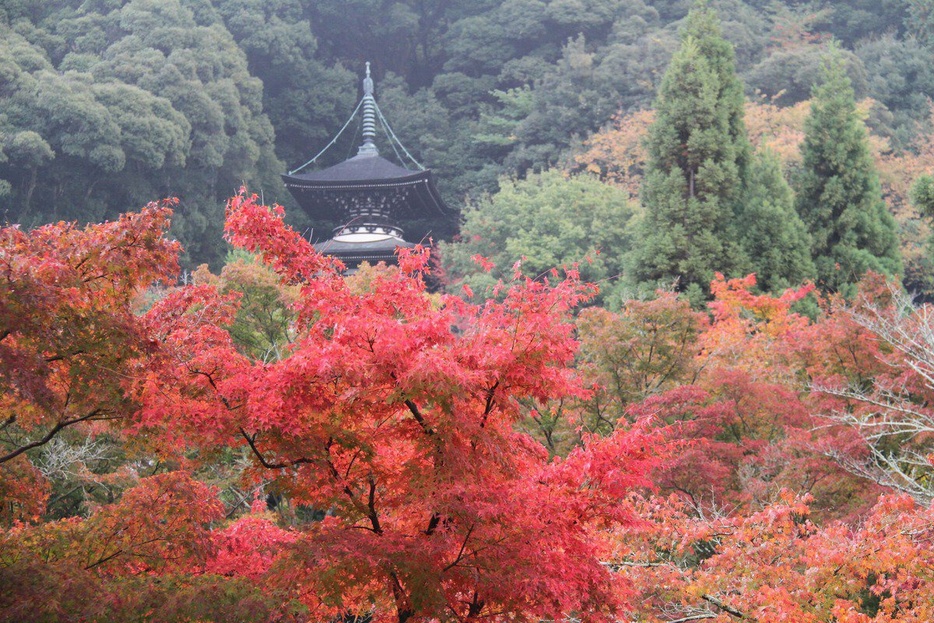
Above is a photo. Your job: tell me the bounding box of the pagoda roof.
[313,235,417,269]
[283,62,454,236]
[282,155,451,222]
[314,236,416,255]
[286,153,427,185]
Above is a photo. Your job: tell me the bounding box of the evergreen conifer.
[795,53,901,294]
[740,149,816,292]
[629,2,750,300]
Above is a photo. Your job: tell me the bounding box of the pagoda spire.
[358,62,379,157]
[281,61,454,271]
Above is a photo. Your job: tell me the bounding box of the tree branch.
[668,614,717,623]
[702,594,748,619]
[425,512,441,535]
[480,381,499,429]
[443,523,475,572]
[0,409,103,464]
[367,475,382,535]
[390,570,414,623]
[44,349,86,363]
[239,428,312,469]
[602,560,672,570]
[322,438,381,531]
[467,590,484,619]
[405,399,435,436]
[0,414,15,433]
[84,548,124,571]
[194,369,239,410]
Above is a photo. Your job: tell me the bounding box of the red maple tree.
[32,190,655,623]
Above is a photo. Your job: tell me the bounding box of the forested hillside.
[3,0,934,270]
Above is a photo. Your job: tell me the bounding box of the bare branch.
[811,286,934,504]
[667,614,718,623]
[602,560,671,570]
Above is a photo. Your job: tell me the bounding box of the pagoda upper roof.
[285,153,428,186]
[281,153,451,222]
[282,63,454,228]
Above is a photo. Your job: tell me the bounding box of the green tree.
[506,35,624,173]
[907,0,934,44]
[795,53,901,294]
[856,35,934,147]
[212,0,356,170]
[0,1,283,269]
[908,174,934,297]
[440,170,636,306]
[629,2,751,301]
[739,149,815,292]
[817,0,907,46]
[745,45,868,108]
[192,252,298,362]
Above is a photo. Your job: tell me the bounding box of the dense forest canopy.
[3,0,934,271]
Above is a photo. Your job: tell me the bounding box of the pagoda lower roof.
[313,236,417,268]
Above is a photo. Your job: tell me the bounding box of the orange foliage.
[574,109,654,198]
[574,100,810,199]
[702,273,814,381]
[743,97,810,167]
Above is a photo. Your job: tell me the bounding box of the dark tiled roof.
[288,154,425,184]
[281,157,452,222]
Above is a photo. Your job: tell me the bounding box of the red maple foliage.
[8,193,934,623]
[70,190,657,623]
[0,202,179,523]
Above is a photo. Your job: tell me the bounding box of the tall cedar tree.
[629,3,750,301]
[739,149,816,292]
[795,54,901,295]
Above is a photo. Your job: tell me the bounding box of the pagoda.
[282,63,453,270]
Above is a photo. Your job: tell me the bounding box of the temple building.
[282,64,453,270]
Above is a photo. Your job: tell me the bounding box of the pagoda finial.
[358,62,378,157]
[364,61,373,96]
